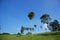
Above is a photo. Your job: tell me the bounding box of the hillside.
[0,31,60,40]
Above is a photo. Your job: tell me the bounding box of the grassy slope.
[0,31,60,40]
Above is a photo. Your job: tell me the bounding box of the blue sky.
[0,0,60,34]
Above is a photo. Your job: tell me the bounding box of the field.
[0,31,60,40]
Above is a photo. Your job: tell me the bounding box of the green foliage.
[50,19,60,31]
[37,31,60,36]
[28,12,35,20]
[40,14,51,23]
[40,14,60,32]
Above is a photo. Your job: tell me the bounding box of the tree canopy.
[40,14,51,24]
[28,12,35,20]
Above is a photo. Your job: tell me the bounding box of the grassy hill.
[0,31,60,40]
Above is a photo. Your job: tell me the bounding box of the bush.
[0,33,10,35]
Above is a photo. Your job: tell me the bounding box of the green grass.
[0,31,60,40]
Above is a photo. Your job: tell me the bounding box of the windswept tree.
[40,14,51,30]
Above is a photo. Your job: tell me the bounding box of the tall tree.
[40,14,51,30]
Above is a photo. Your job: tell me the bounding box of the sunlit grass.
[0,31,60,40]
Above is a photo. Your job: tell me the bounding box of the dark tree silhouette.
[50,19,60,31]
[40,14,51,30]
[28,12,34,20]
[40,14,51,24]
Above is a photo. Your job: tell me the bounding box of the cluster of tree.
[50,20,60,31]
[20,12,60,35]
[40,14,60,31]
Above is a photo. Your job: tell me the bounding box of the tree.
[28,12,35,20]
[40,14,51,30]
[50,19,59,31]
[54,20,59,31]
[40,14,51,24]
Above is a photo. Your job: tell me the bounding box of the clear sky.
[0,0,60,34]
